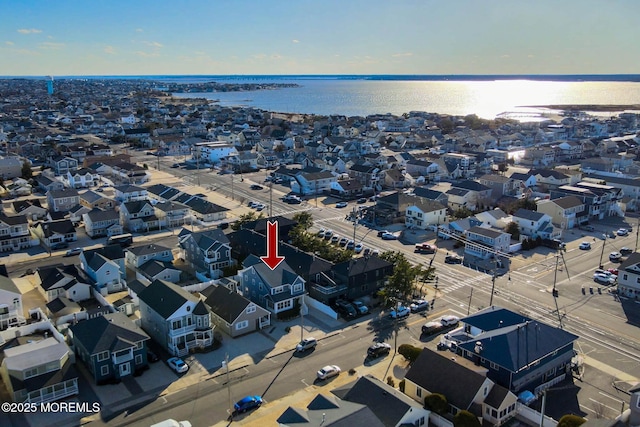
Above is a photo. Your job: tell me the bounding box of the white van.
[296,337,317,352]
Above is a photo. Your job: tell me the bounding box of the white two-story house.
[405,200,447,231]
[0,213,32,252]
[616,253,640,300]
[137,279,214,357]
[465,226,512,259]
[0,274,25,330]
[80,246,127,294]
[511,208,560,240]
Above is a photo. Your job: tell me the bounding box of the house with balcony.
[511,209,560,240]
[530,169,575,190]
[478,174,519,199]
[0,332,78,404]
[36,264,92,303]
[82,209,123,238]
[450,306,579,394]
[348,164,383,189]
[290,169,337,196]
[550,182,623,220]
[79,245,127,294]
[329,256,393,303]
[137,279,214,356]
[200,284,271,338]
[405,158,439,181]
[184,197,228,223]
[146,184,182,203]
[119,200,159,232]
[46,188,80,212]
[330,179,364,199]
[179,229,232,280]
[403,348,518,426]
[49,156,78,175]
[465,226,511,259]
[194,141,238,165]
[536,196,585,230]
[114,184,148,203]
[111,162,149,185]
[125,244,174,269]
[405,200,447,231]
[237,255,306,318]
[64,168,99,189]
[0,273,25,330]
[0,213,32,252]
[154,201,190,229]
[70,312,149,384]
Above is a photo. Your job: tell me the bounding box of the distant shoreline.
[522,104,640,112]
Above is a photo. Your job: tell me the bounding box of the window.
[236,320,249,330]
[136,342,143,350]
[246,305,256,314]
[293,283,303,292]
[491,409,497,418]
[416,387,422,398]
[97,351,109,362]
[101,365,109,376]
[490,361,499,370]
[135,354,143,365]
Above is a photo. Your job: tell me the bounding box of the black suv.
[335,299,357,319]
[367,342,391,358]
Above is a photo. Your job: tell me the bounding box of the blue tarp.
[518,390,537,405]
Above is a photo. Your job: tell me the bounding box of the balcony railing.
[312,284,348,296]
[112,351,133,365]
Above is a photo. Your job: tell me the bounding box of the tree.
[231,211,263,231]
[292,211,313,231]
[21,161,33,179]
[557,414,586,427]
[398,344,422,363]
[378,251,422,307]
[423,393,448,414]
[452,207,473,219]
[505,221,520,240]
[453,410,481,427]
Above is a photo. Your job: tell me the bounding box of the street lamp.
[598,234,607,269]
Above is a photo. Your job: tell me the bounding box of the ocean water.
[169,76,640,120]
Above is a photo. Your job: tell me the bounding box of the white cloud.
[292,39,299,43]
[17,28,42,34]
[271,54,283,60]
[39,42,64,50]
[143,41,163,48]
[5,41,14,46]
[104,45,116,54]
[391,52,413,57]
[135,51,159,57]
[135,28,144,33]
[501,54,510,58]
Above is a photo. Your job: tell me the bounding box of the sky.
[1,0,639,76]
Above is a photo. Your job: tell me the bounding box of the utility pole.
[489,258,497,306]
[599,234,607,269]
[352,207,357,244]
[300,295,305,343]
[223,353,232,418]
[467,288,473,315]
[635,218,639,252]
[269,181,273,218]
[231,174,234,201]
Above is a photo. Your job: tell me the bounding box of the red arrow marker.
[261,220,285,270]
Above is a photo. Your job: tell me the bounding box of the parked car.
[444,254,463,264]
[367,342,391,358]
[317,228,325,237]
[579,242,592,250]
[608,268,619,276]
[64,248,83,257]
[410,299,429,313]
[296,337,317,352]
[377,230,390,237]
[381,232,397,240]
[336,201,348,208]
[352,301,369,315]
[51,242,69,250]
[617,228,629,236]
[254,203,266,211]
[234,395,263,413]
[147,350,159,363]
[608,231,617,239]
[356,198,367,204]
[422,321,443,335]
[171,163,180,168]
[286,197,302,204]
[594,273,616,285]
[317,365,341,380]
[167,357,189,374]
[354,243,364,254]
[440,315,460,327]
[594,270,616,280]
[324,230,334,239]
[346,240,355,250]
[331,235,341,244]
[582,225,595,231]
[389,306,410,319]
[250,184,263,190]
[620,247,633,255]
[339,237,348,246]
[363,247,371,256]
[609,252,623,262]
[335,299,357,318]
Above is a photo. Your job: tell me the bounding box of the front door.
[119,362,131,377]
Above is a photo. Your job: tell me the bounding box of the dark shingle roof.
[513,208,545,222]
[137,279,199,319]
[70,312,148,354]
[201,284,252,323]
[462,306,532,332]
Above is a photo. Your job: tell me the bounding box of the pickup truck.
[414,243,437,254]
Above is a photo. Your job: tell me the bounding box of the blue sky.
[1,0,638,76]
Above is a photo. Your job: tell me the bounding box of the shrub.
[424,393,448,414]
[387,376,395,387]
[349,368,357,375]
[399,379,405,392]
[557,414,586,427]
[284,326,291,333]
[453,410,481,427]
[398,344,422,363]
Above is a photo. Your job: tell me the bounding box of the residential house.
[137,279,214,356]
[34,174,64,193]
[530,169,575,190]
[403,348,518,425]
[70,312,150,383]
[0,213,32,252]
[465,226,511,259]
[36,264,92,303]
[49,156,78,175]
[179,229,232,279]
[64,168,99,189]
[448,180,493,211]
[68,204,91,225]
[0,272,25,330]
[277,393,384,427]
[11,200,47,222]
[125,244,174,268]
[383,168,407,189]
[586,174,640,205]
[200,284,271,338]
[616,253,640,300]
[146,183,182,203]
[154,201,190,228]
[478,174,519,199]
[348,164,383,189]
[31,219,77,247]
[184,198,228,223]
[330,179,364,199]
[0,157,22,179]
[114,184,148,203]
[119,200,159,232]
[82,209,123,238]
[550,182,623,220]
[237,255,306,318]
[194,141,238,164]
[405,200,447,230]
[46,188,80,212]
[451,306,579,394]
[111,162,149,185]
[369,192,429,225]
[0,334,78,404]
[79,190,115,211]
[413,187,449,207]
[511,209,560,240]
[80,245,127,294]
[405,159,439,181]
[474,208,511,230]
[291,169,337,196]
[536,196,586,230]
[137,260,182,283]
[328,256,393,304]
